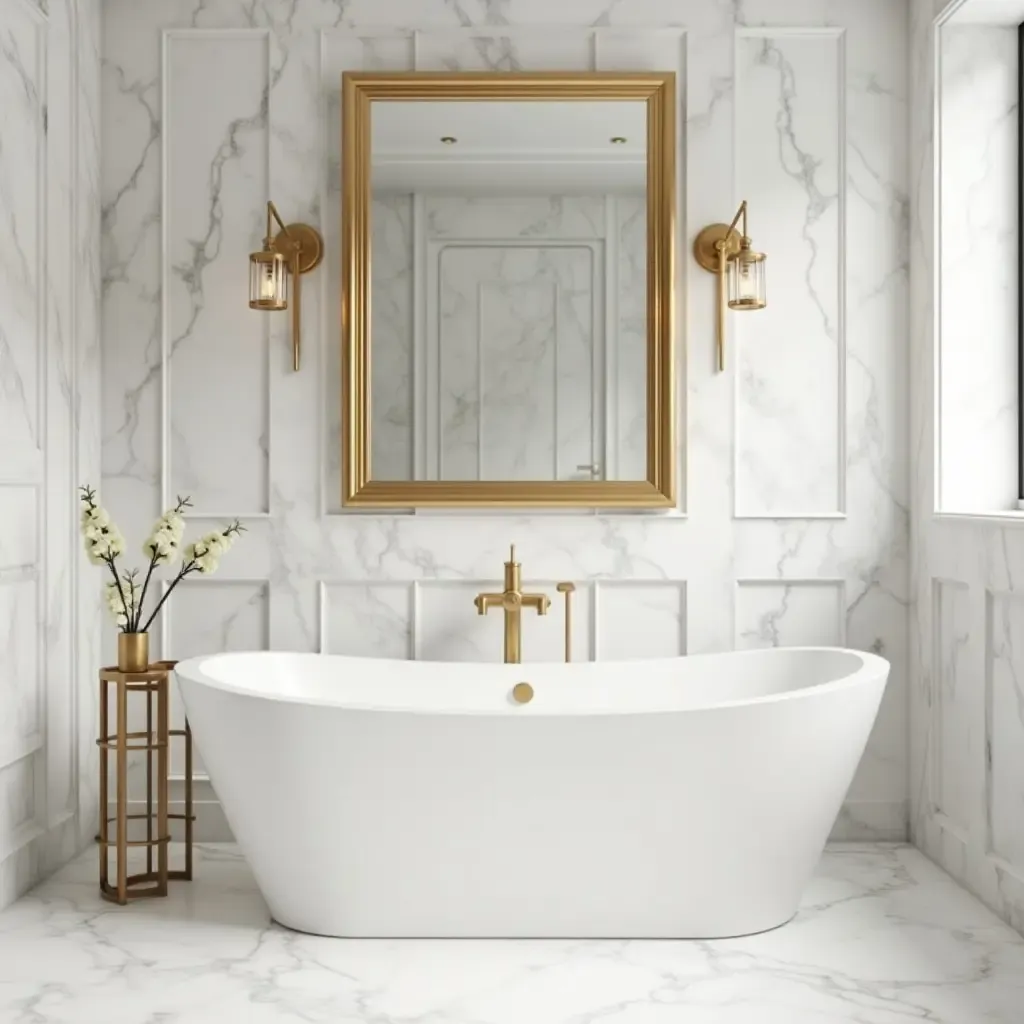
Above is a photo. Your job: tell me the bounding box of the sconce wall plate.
[271,222,324,275]
[693,223,740,273]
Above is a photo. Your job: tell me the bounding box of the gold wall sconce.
[693,200,766,372]
[248,201,324,371]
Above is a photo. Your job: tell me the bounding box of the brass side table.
[98,659,194,904]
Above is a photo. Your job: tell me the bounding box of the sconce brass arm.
[265,200,291,245]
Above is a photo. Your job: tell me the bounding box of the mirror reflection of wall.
[369,100,648,484]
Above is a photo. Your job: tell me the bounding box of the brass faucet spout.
[473,545,550,663]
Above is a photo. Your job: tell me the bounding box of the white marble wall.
[911,0,1024,936]
[101,0,908,841]
[0,0,102,910]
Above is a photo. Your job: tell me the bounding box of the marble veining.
[2,843,1024,1022]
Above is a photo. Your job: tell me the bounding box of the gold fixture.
[511,682,535,704]
[556,582,575,663]
[474,545,551,664]
[693,200,767,372]
[249,200,324,372]
[341,71,676,508]
[97,659,194,904]
[440,136,457,144]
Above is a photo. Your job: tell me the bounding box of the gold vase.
[117,632,150,673]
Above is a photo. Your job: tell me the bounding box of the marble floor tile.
[0,843,1022,1023]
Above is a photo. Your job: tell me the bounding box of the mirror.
[342,73,676,508]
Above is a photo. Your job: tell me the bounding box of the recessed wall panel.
[736,580,844,649]
[167,579,269,778]
[0,5,43,465]
[987,591,1024,873]
[0,580,39,766]
[735,30,843,517]
[596,582,686,660]
[0,487,37,571]
[933,579,972,834]
[0,757,35,857]
[165,31,270,514]
[322,583,413,659]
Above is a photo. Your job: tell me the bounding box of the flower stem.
[134,555,159,632]
[106,556,130,630]
[139,562,196,634]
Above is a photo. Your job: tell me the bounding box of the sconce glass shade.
[727,243,766,311]
[249,249,289,311]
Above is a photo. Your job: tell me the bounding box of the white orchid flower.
[81,486,242,634]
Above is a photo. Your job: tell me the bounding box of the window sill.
[934,510,1024,527]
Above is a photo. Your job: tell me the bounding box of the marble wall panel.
[987,591,1024,874]
[0,487,38,571]
[736,580,845,650]
[0,1,43,469]
[596,582,687,660]
[735,30,843,518]
[165,579,269,779]
[322,583,413,659]
[165,31,270,514]
[0,580,40,766]
[0,758,35,862]
[933,578,972,836]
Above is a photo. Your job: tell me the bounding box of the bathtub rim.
[174,646,889,717]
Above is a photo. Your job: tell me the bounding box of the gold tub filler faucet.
[475,545,551,664]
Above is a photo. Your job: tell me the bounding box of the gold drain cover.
[511,682,534,704]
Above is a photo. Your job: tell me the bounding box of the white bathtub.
[175,647,888,939]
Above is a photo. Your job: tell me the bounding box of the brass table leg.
[115,677,128,904]
[157,676,169,894]
[98,675,108,892]
[184,719,193,880]
[146,685,153,880]
[98,664,173,903]
[159,657,195,884]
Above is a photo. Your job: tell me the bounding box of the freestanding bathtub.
[175,647,888,939]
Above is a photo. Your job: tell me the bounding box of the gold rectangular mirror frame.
[341,71,676,508]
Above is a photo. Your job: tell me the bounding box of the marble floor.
[0,844,1022,1023]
